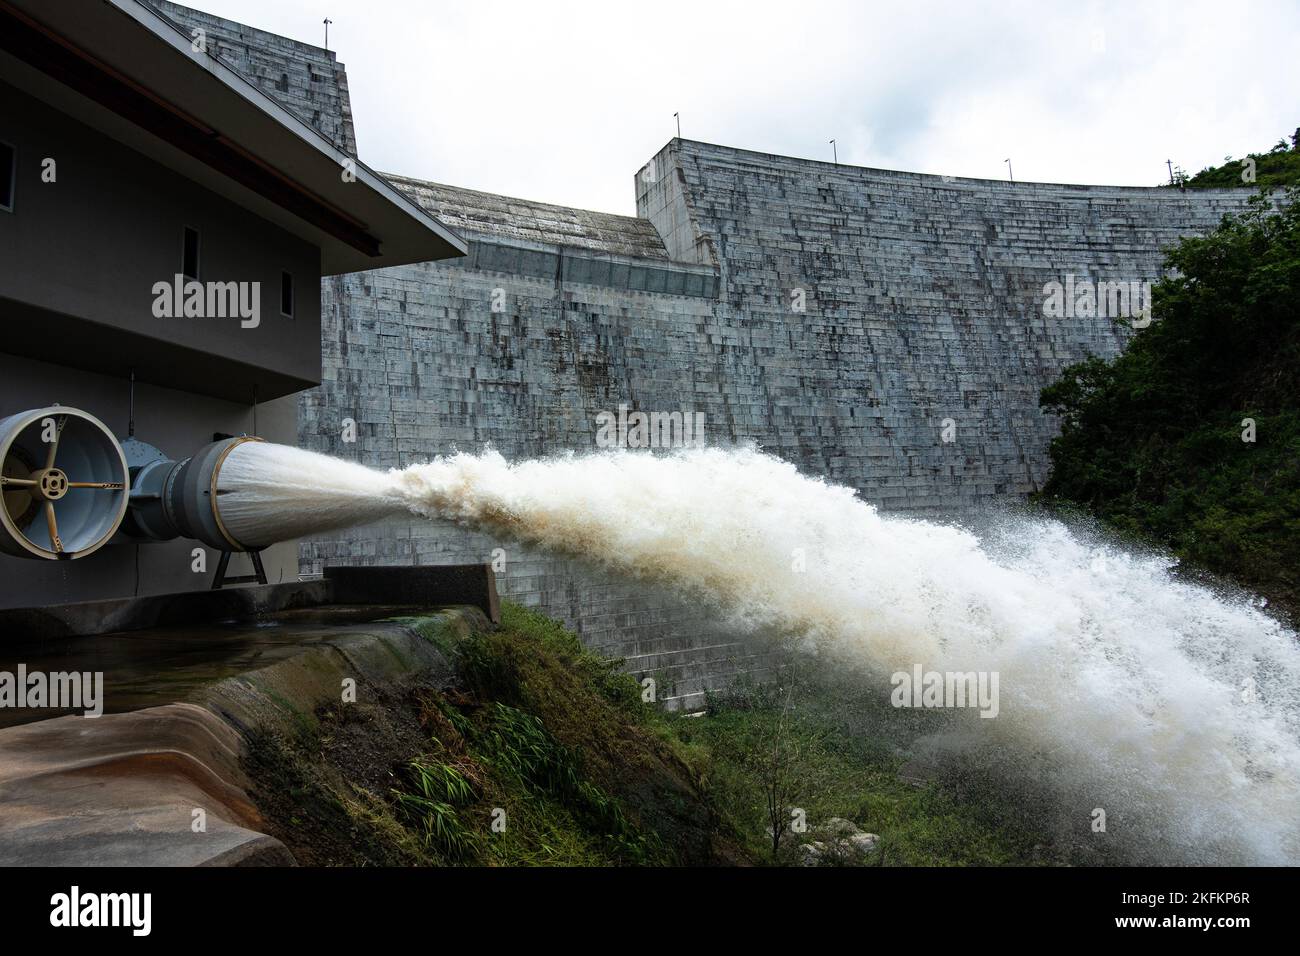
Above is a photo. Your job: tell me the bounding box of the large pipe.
[132,436,397,551]
[202,439,399,549]
[124,435,270,551]
[2,406,397,560]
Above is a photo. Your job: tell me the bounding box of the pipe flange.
[209,436,264,551]
[165,435,264,552]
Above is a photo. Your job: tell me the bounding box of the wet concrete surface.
[0,606,486,865]
[0,604,437,728]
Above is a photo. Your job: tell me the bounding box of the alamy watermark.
[0,665,103,717]
[50,886,150,936]
[1042,274,1152,327]
[151,275,261,328]
[890,664,999,718]
[595,403,706,449]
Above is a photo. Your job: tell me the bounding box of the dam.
[0,0,1254,710]
[154,2,1250,707]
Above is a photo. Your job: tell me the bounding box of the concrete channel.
[0,566,498,865]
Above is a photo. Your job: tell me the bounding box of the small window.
[0,140,15,213]
[182,226,200,280]
[280,270,294,317]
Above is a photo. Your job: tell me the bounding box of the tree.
[1039,187,1300,620]
[752,683,803,861]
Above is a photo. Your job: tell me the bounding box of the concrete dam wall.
[636,140,1249,507]
[160,2,1253,709]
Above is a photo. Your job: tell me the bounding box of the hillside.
[1039,185,1300,621]
[1176,128,1300,188]
[242,603,1067,866]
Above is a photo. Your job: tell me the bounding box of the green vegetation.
[1039,187,1300,620]
[246,603,1078,866]
[1173,128,1300,189]
[244,603,722,865]
[678,674,1074,866]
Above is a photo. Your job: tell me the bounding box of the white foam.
[224,441,1300,863]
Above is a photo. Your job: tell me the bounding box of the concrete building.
[0,0,463,606]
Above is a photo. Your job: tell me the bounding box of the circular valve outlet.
[0,406,129,560]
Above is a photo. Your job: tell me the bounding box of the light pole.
[323,18,332,50]
[1005,158,1013,182]
[830,139,837,165]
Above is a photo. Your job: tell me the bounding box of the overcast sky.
[189,0,1299,216]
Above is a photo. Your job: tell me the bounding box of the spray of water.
[220,442,1300,864]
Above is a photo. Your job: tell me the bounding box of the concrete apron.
[0,606,489,866]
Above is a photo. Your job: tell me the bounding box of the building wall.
[0,7,329,608]
[0,79,322,398]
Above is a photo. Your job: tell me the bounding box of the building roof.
[384,174,670,260]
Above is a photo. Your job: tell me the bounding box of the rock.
[798,818,880,865]
[799,842,826,866]
[823,817,861,837]
[850,832,880,853]
[897,757,938,788]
